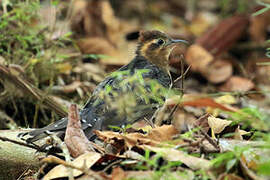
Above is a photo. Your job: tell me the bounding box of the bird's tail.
[18,109,103,143]
[18,117,68,143]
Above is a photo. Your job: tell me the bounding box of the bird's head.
[136,30,188,72]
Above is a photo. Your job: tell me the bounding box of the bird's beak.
[166,39,189,46]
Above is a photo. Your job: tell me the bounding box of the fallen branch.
[0,64,68,117]
[0,130,45,179]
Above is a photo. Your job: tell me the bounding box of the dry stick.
[144,117,155,128]
[194,114,220,151]
[0,65,67,117]
[102,159,123,173]
[0,136,45,152]
[173,65,191,85]
[17,166,32,180]
[167,56,190,124]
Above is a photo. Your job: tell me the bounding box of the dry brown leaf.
[173,110,197,133]
[142,145,211,170]
[246,58,270,85]
[77,37,116,55]
[208,116,232,134]
[219,76,255,92]
[43,152,101,180]
[196,15,249,56]
[111,167,157,180]
[111,167,126,180]
[188,12,219,37]
[249,6,270,42]
[65,104,95,157]
[95,125,179,149]
[71,0,120,45]
[185,44,214,72]
[181,96,238,112]
[203,59,232,83]
[185,45,232,83]
[111,168,194,180]
[234,126,250,140]
[194,114,211,133]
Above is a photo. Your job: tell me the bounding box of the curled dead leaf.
[208,116,232,134]
[65,104,95,157]
[234,126,250,140]
[43,152,101,180]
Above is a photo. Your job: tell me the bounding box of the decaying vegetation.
[0,0,270,179]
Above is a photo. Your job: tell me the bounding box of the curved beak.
[166,39,189,46]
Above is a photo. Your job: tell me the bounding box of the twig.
[17,166,31,180]
[102,159,122,172]
[173,65,191,85]
[0,65,68,117]
[0,136,45,152]
[166,56,189,124]
[166,104,178,125]
[144,117,155,128]
[194,114,220,151]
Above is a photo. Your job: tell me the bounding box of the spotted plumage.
[20,30,188,143]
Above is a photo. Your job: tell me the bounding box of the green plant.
[253,1,270,58]
[229,107,270,131]
[218,0,248,17]
[211,146,249,172]
[252,1,270,16]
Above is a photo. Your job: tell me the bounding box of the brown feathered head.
[136,30,188,72]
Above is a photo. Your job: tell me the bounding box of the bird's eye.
[157,39,165,45]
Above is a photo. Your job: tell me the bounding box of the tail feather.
[19,117,68,143]
[19,109,102,143]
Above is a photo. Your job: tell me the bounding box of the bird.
[20,30,188,143]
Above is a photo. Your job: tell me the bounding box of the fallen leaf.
[207,94,236,117]
[219,76,255,92]
[95,125,179,150]
[43,152,101,180]
[219,139,266,152]
[188,12,218,37]
[215,94,236,105]
[194,114,211,133]
[203,59,232,83]
[234,126,250,140]
[185,44,214,72]
[249,6,270,42]
[142,145,211,170]
[65,104,95,158]
[208,116,232,134]
[111,167,126,180]
[166,95,238,114]
[196,15,249,56]
[77,37,116,55]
